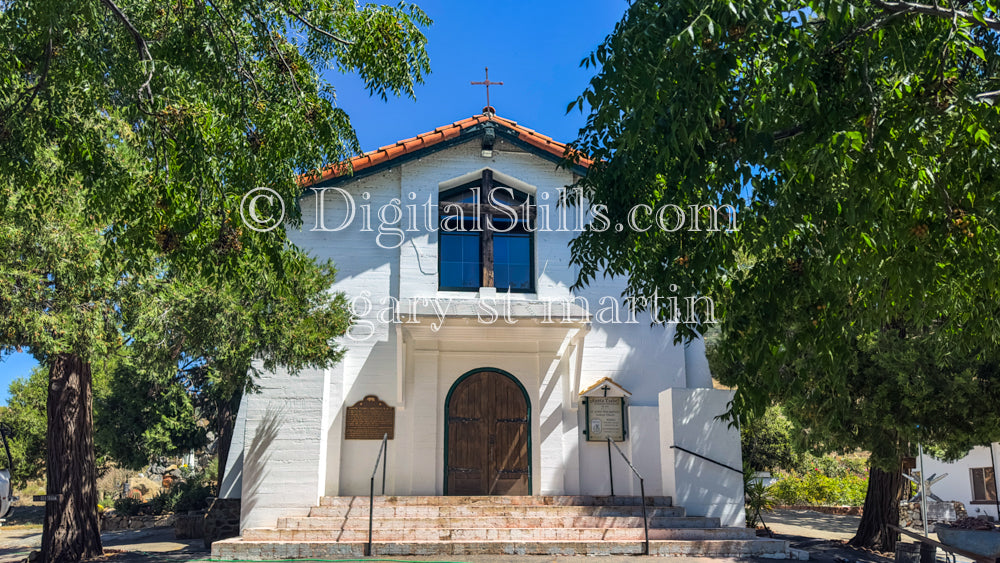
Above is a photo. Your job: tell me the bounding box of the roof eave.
[299,120,590,191]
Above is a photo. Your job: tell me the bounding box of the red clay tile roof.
[300,114,593,187]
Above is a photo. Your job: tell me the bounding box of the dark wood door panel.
[446,370,529,496]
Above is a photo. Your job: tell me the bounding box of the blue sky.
[0,1,626,405]
[329,0,626,152]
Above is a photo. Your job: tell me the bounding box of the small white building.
[218,111,744,531]
[919,443,1000,520]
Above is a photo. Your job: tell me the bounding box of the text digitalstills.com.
[240,186,740,246]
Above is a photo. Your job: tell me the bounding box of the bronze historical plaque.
[345,395,395,440]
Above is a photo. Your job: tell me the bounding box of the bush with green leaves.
[744,462,775,528]
[793,453,868,479]
[769,471,867,506]
[113,497,143,517]
[146,461,218,515]
[741,405,800,473]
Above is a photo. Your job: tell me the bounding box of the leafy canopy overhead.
[1,0,430,293]
[569,0,1000,467]
[1,0,429,558]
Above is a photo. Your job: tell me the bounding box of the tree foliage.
[739,405,799,473]
[570,0,1000,461]
[0,0,429,559]
[93,364,205,471]
[1,361,205,480]
[569,0,1000,549]
[0,366,50,486]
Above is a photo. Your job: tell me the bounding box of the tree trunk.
[849,465,904,552]
[215,390,243,492]
[42,353,102,563]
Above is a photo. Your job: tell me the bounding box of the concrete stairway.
[211,495,803,559]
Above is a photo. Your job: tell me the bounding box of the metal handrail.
[365,433,389,557]
[606,438,649,555]
[670,445,764,531]
[670,445,743,475]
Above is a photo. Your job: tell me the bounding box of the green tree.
[120,253,352,487]
[1,360,205,480]
[738,404,799,474]
[1,366,50,486]
[93,364,205,471]
[568,0,1000,551]
[0,1,428,560]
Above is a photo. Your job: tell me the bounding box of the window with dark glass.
[971,467,998,502]
[438,170,535,292]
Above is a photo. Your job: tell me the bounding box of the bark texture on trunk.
[42,353,102,563]
[849,465,904,552]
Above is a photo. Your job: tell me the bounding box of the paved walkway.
[0,509,905,563]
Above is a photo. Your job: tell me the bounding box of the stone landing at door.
[211,496,807,559]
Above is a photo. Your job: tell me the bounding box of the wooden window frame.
[969,466,998,504]
[438,170,536,293]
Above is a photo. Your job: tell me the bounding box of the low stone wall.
[773,505,863,515]
[203,498,241,548]
[900,501,968,530]
[100,513,175,531]
[101,500,241,543]
[174,512,206,539]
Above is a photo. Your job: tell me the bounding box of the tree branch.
[249,11,302,98]
[827,9,913,54]
[22,33,53,111]
[1,31,53,118]
[870,0,1000,31]
[283,6,354,46]
[99,0,155,103]
[773,124,806,141]
[204,0,263,101]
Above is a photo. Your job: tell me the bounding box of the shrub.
[769,471,867,506]
[148,489,179,515]
[113,496,143,516]
[146,461,218,515]
[741,406,799,473]
[744,462,775,528]
[793,453,867,478]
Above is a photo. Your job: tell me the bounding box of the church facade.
[218,112,745,531]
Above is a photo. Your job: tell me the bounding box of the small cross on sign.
[601,384,611,397]
[470,67,503,113]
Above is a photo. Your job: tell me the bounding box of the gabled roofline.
[298,113,593,189]
[579,376,632,397]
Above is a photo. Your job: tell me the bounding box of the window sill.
[970,500,999,505]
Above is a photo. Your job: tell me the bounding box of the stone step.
[243,526,756,542]
[278,515,718,530]
[212,538,795,559]
[318,495,672,507]
[307,504,686,518]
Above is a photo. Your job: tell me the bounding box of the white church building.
[215,111,760,556]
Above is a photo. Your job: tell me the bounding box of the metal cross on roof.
[470,67,503,114]
[903,471,949,503]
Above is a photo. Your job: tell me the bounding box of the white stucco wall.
[920,443,1000,521]
[233,364,329,530]
[659,388,745,528]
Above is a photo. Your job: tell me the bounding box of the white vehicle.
[0,425,15,522]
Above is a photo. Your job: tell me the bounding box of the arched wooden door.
[445,369,530,495]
